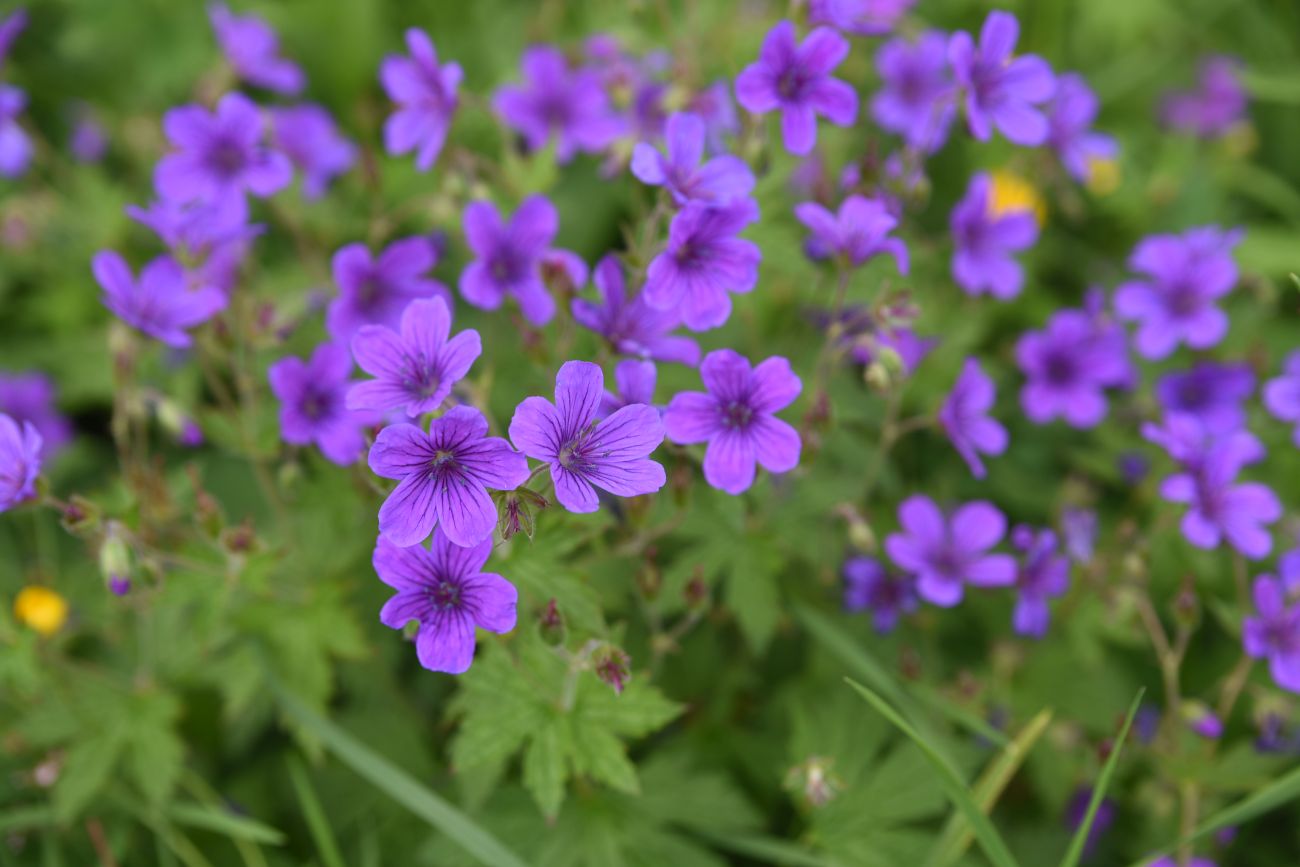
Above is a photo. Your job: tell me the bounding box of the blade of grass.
[0,805,53,834]
[692,829,844,866]
[271,681,529,867]
[286,755,347,867]
[1059,688,1145,867]
[165,804,284,846]
[926,708,1055,867]
[845,678,1020,867]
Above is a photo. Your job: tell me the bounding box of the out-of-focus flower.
[872,31,954,152]
[939,357,1007,479]
[13,586,66,636]
[268,342,376,467]
[155,93,292,204]
[127,194,260,294]
[809,0,916,36]
[571,255,700,365]
[631,112,754,206]
[493,46,623,163]
[68,108,108,163]
[988,169,1045,227]
[0,373,72,459]
[0,85,31,178]
[794,194,908,272]
[885,495,1016,606]
[1046,73,1117,182]
[1060,507,1097,563]
[1244,574,1300,693]
[0,8,27,67]
[271,104,356,199]
[380,28,462,171]
[843,556,918,633]
[209,3,305,95]
[327,236,448,340]
[1183,701,1224,739]
[1161,55,1246,139]
[1063,787,1115,858]
[951,172,1038,299]
[948,11,1055,145]
[92,252,225,348]
[1156,362,1254,436]
[686,80,740,153]
[0,413,42,512]
[460,195,577,326]
[1010,526,1069,638]
[601,359,657,419]
[645,198,761,331]
[1264,351,1300,447]
[1016,309,1131,428]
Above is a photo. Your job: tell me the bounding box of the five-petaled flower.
[794,194,908,272]
[939,357,1007,479]
[885,495,1016,607]
[155,92,292,204]
[631,111,755,206]
[92,251,225,348]
[948,11,1056,145]
[327,236,449,341]
[269,341,377,467]
[1244,574,1300,694]
[950,172,1039,299]
[380,28,462,171]
[209,3,305,95]
[570,255,700,365]
[0,412,42,513]
[493,45,623,163]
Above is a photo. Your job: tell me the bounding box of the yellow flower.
[988,169,1046,227]
[13,586,68,636]
[1085,156,1120,196]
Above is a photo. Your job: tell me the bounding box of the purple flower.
[1243,574,1300,693]
[1156,362,1254,436]
[126,195,259,295]
[1162,56,1246,139]
[885,496,1016,607]
[1047,73,1117,182]
[271,104,357,199]
[0,373,72,459]
[1064,787,1115,858]
[327,236,448,341]
[155,93,292,204]
[1149,858,1216,867]
[809,0,916,36]
[601,359,657,419]
[872,31,955,152]
[630,112,754,206]
[1115,226,1241,360]
[380,28,462,171]
[948,12,1056,145]
[460,195,577,326]
[686,81,740,153]
[939,358,1007,479]
[570,255,700,365]
[209,3,304,95]
[734,21,858,155]
[0,85,31,178]
[369,405,529,547]
[493,46,623,163]
[644,198,761,331]
[794,195,908,272]
[0,413,41,513]
[92,252,225,348]
[268,342,375,467]
[1186,705,1224,739]
[1061,507,1097,563]
[68,110,108,164]
[346,297,480,417]
[1264,352,1300,447]
[950,172,1038,299]
[842,319,935,373]
[843,556,918,633]
[374,529,516,674]
[509,361,666,514]
[663,350,801,495]
[1009,526,1069,638]
[1016,309,1131,428]
[0,8,27,66]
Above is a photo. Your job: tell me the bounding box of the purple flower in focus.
[1061,507,1097,563]
[0,85,31,178]
[734,21,858,155]
[346,297,481,417]
[843,556,918,633]
[493,46,623,163]
[872,32,955,152]
[1264,352,1300,447]
[0,8,27,66]
[0,373,72,459]
[126,195,260,294]
[1162,56,1246,139]
[948,12,1056,145]
[1115,226,1241,360]
[1244,574,1300,693]
[271,104,357,199]
[663,349,802,495]
[644,198,761,331]
[460,195,577,326]
[268,342,375,467]
[155,93,292,204]
[570,255,700,365]
[809,0,916,36]
[380,28,462,171]
[1047,73,1117,182]
[1016,309,1131,428]
[328,236,448,340]
[794,195,908,272]
[0,413,41,513]
[370,406,529,547]
[600,359,657,419]
[92,252,225,348]
[1156,362,1254,436]
[510,361,666,514]
[374,529,516,674]
[209,3,305,95]
[630,112,754,206]
[886,496,1016,606]
[950,173,1038,299]
[1009,526,1069,638]
[939,358,1007,479]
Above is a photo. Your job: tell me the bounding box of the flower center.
[206,137,248,178]
[1043,351,1077,387]
[722,401,753,429]
[776,68,809,101]
[428,580,462,610]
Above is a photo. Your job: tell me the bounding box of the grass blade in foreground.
[925,708,1054,867]
[273,684,529,867]
[845,678,1020,867]
[287,755,347,867]
[693,829,845,866]
[1059,688,1145,867]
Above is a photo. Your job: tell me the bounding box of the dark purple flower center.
[722,400,753,429]
[1042,350,1079,387]
[205,136,249,178]
[537,93,574,128]
[1167,281,1204,317]
[930,546,967,578]
[776,67,812,102]
[300,387,339,422]
[431,448,457,468]
[403,361,442,400]
[558,437,593,473]
[674,239,711,270]
[489,249,530,285]
[1177,380,1208,411]
[355,274,384,308]
[427,579,463,610]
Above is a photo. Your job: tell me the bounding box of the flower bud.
[1181,701,1223,739]
[98,521,133,595]
[496,488,547,542]
[538,598,566,647]
[593,644,631,695]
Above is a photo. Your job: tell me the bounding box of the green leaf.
[844,678,1020,867]
[522,718,568,820]
[286,756,346,867]
[165,803,286,846]
[53,729,125,821]
[1060,688,1145,867]
[271,680,530,867]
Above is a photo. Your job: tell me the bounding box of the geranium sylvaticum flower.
[734,21,858,155]
[0,85,30,178]
[809,0,916,36]
[460,195,578,326]
[155,93,292,204]
[1244,574,1300,693]
[1046,73,1117,183]
[1156,362,1254,436]
[0,373,71,460]
[509,361,666,514]
[0,412,41,513]
[0,8,26,66]
[948,11,1056,145]
[843,556,918,633]
[950,172,1038,299]
[327,236,448,341]
[380,28,462,171]
[939,357,1007,479]
[370,405,529,548]
[1263,351,1300,446]
[1161,55,1246,138]
[270,104,357,199]
[794,194,908,272]
[644,198,761,331]
[663,349,802,495]
[872,31,955,152]
[92,251,225,348]
[1016,308,1131,428]
[493,46,623,163]
[1009,526,1070,639]
[570,255,700,365]
[631,112,754,206]
[346,297,481,417]
[268,342,376,467]
[600,360,657,419]
[126,194,261,294]
[885,495,1016,607]
[209,3,305,95]
[374,529,516,674]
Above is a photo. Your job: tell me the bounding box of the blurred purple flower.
[0,8,27,66]
[493,46,623,163]
[951,172,1038,299]
[510,361,665,513]
[600,359,657,419]
[664,349,802,495]
[380,28,462,171]
[794,194,908,272]
[271,104,356,199]
[92,252,224,348]
[68,109,108,163]
[127,194,260,294]
[948,11,1055,145]
[843,556,918,633]
[939,358,1007,479]
[1186,704,1224,739]
[0,413,41,513]
[1149,858,1215,867]
[1016,309,1131,428]
[1010,526,1069,638]
[1119,452,1151,485]
[460,195,576,326]
[328,236,448,340]
[209,3,304,95]
[631,112,754,206]
[1064,787,1115,858]
[0,85,31,178]
[570,255,700,365]
[374,529,516,674]
[1264,351,1300,447]
[645,198,761,331]
[0,373,72,459]
[734,21,858,155]
[1060,507,1097,563]
[1156,362,1254,436]
[872,31,954,152]
[269,342,375,467]
[1244,574,1300,693]
[370,405,529,547]
[155,93,292,204]
[1162,55,1246,138]
[809,0,916,36]
[686,80,740,153]
[886,496,1016,607]
[1047,72,1117,181]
